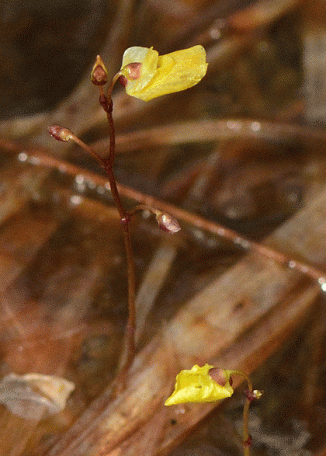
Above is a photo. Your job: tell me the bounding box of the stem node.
[121,215,131,228]
[244,436,252,447]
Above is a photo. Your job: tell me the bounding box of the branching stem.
[66,74,137,382]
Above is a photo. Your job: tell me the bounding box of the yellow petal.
[120,45,208,102]
[165,364,234,406]
[137,46,207,101]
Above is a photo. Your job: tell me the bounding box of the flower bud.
[91,55,108,86]
[118,75,128,87]
[244,389,263,402]
[119,62,143,88]
[48,125,73,142]
[156,211,181,234]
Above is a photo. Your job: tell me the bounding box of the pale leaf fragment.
[0,373,75,420]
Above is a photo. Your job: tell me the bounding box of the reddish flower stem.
[229,371,254,456]
[97,82,137,379]
[104,163,136,375]
[54,77,137,382]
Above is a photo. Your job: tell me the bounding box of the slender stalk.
[243,396,251,456]
[104,163,136,377]
[98,78,137,379]
[231,371,255,456]
[59,75,137,380]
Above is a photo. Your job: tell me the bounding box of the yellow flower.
[165,364,234,406]
[119,46,208,101]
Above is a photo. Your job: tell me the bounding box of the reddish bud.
[156,212,181,234]
[244,389,263,402]
[119,62,142,88]
[91,55,108,85]
[208,368,228,386]
[118,75,128,87]
[48,125,73,142]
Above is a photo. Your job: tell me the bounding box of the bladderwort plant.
[49,45,207,378]
[49,45,261,454]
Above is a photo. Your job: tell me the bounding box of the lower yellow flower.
[165,364,234,406]
[120,46,208,101]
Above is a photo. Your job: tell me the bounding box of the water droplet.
[226,120,242,131]
[75,175,87,193]
[237,239,251,249]
[207,238,218,248]
[104,182,111,191]
[217,228,225,236]
[70,195,83,206]
[76,183,86,193]
[87,180,96,190]
[18,152,28,162]
[141,210,151,219]
[251,121,261,132]
[75,174,85,185]
[225,207,239,219]
[319,279,326,292]
[288,260,296,269]
[97,186,105,195]
[209,27,221,40]
[29,156,40,165]
[193,229,205,240]
[175,405,186,415]
[318,277,326,292]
